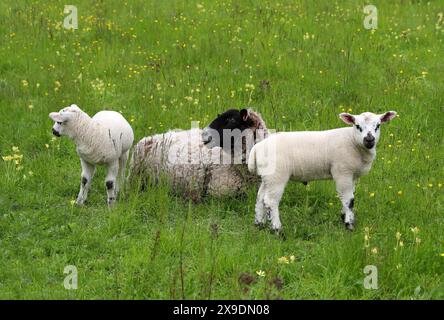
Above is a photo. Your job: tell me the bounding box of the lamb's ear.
[380,111,397,123]
[339,113,356,125]
[240,109,250,122]
[69,104,81,112]
[49,112,63,122]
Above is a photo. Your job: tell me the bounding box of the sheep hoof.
[76,199,85,206]
[271,228,286,240]
[341,213,345,222]
[276,230,286,240]
[345,222,355,231]
[255,222,266,229]
[107,197,116,208]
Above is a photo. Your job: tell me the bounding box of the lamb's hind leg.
[254,181,267,228]
[263,177,289,233]
[76,159,95,205]
[105,160,119,207]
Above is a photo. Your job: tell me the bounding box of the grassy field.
[0,0,443,299]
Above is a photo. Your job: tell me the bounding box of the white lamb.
[49,104,134,206]
[248,111,397,232]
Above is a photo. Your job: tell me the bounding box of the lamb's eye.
[57,121,63,125]
[375,123,380,131]
[355,125,362,132]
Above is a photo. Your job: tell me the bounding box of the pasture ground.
[0,0,443,299]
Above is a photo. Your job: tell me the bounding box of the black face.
[202,109,253,149]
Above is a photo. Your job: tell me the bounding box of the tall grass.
[0,0,443,299]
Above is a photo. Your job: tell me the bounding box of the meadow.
[0,0,443,299]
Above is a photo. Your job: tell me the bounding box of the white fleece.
[72,110,134,164]
[248,127,374,182]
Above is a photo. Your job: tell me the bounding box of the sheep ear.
[69,104,81,112]
[339,113,356,125]
[380,111,397,123]
[240,109,250,121]
[49,112,63,122]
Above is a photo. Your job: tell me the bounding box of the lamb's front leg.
[105,160,119,207]
[77,159,96,205]
[263,179,288,234]
[334,176,356,231]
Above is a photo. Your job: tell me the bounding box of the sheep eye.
[57,121,63,125]
[375,123,380,131]
[355,125,362,132]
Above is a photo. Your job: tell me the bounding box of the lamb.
[130,108,269,201]
[248,111,397,232]
[49,104,134,206]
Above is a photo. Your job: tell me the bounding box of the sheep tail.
[247,145,257,174]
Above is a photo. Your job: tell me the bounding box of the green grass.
[0,0,443,299]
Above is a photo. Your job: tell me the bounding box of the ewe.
[248,111,397,232]
[49,104,134,206]
[130,108,269,202]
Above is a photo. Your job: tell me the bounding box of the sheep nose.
[203,135,212,144]
[52,128,60,137]
[364,133,375,142]
[363,133,375,149]
[202,129,212,144]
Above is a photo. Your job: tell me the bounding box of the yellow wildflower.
[277,256,289,264]
[256,270,266,277]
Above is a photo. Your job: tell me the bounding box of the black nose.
[203,135,212,144]
[52,128,60,137]
[364,134,375,142]
[363,134,375,149]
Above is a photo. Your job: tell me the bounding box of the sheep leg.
[334,176,356,231]
[76,159,96,205]
[254,181,267,227]
[117,150,129,195]
[105,160,119,207]
[263,179,288,233]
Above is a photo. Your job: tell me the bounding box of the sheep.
[129,108,269,202]
[248,111,397,233]
[49,104,134,206]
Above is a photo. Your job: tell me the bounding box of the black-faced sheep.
[130,108,269,202]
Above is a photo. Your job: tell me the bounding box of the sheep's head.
[49,104,82,138]
[340,111,397,150]
[201,108,255,149]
